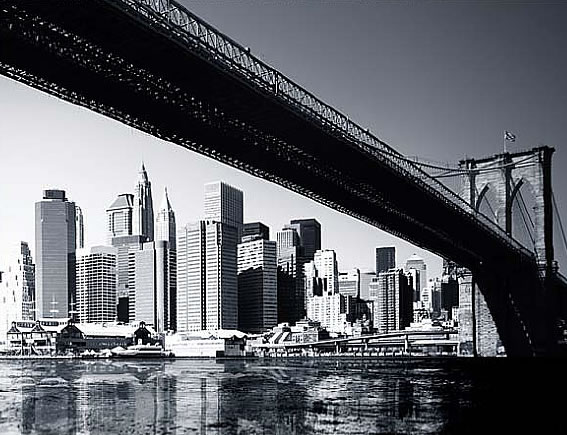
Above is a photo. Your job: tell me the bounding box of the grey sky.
[1,1,566,277]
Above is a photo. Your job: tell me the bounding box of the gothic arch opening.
[510,178,537,251]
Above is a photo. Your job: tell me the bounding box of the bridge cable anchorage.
[552,190,567,259]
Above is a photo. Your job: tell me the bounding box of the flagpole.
[503,131,507,153]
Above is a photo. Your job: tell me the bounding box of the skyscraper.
[177,221,238,332]
[134,241,172,332]
[204,181,243,238]
[0,242,35,339]
[237,233,277,333]
[288,219,321,261]
[313,249,339,295]
[76,246,117,323]
[375,247,396,274]
[133,162,154,242]
[405,253,427,302]
[242,222,270,242]
[370,269,413,333]
[106,193,134,243]
[35,189,78,318]
[276,226,303,323]
[155,187,177,331]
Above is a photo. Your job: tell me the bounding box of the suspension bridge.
[1,0,566,356]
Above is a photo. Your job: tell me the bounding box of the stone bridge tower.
[459,146,555,276]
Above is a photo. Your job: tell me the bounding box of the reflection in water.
[0,358,565,434]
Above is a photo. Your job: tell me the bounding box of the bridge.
[1,0,566,356]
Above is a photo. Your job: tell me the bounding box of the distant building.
[306,293,348,334]
[405,254,427,302]
[359,270,376,300]
[375,247,395,274]
[155,187,177,331]
[204,181,243,238]
[369,269,413,333]
[134,241,172,333]
[242,222,270,242]
[76,246,117,323]
[177,221,238,332]
[110,235,146,323]
[0,242,35,341]
[35,189,78,318]
[75,206,85,249]
[276,226,304,324]
[288,218,321,261]
[133,162,154,242]
[106,193,134,243]
[237,235,277,333]
[441,260,459,320]
[313,249,339,295]
[338,268,360,298]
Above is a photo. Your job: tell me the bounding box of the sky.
[1,1,566,278]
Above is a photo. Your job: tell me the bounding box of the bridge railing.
[116,0,533,258]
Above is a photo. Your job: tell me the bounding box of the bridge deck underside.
[0,1,558,356]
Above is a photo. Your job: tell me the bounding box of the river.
[0,358,564,434]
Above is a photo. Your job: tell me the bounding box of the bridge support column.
[458,270,503,357]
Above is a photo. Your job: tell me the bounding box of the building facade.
[276,226,304,324]
[0,242,36,341]
[369,269,413,333]
[288,218,321,261]
[338,268,360,298]
[204,181,243,238]
[177,221,238,332]
[35,189,78,318]
[134,241,172,333]
[237,236,277,333]
[76,246,117,323]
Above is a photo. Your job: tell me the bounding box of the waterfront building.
[369,269,413,333]
[204,181,243,238]
[133,162,154,242]
[0,242,36,342]
[287,218,321,261]
[165,329,246,358]
[35,189,78,318]
[375,247,396,274]
[405,254,427,302]
[76,246,117,323]
[338,268,360,298]
[134,241,172,333]
[177,220,238,332]
[237,234,277,333]
[106,193,134,243]
[155,187,177,330]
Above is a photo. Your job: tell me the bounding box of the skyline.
[2,1,567,277]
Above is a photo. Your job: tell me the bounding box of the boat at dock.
[110,344,172,359]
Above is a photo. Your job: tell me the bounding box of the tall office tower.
[242,222,269,242]
[371,269,413,333]
[441,259,459,319]
[0,242,35,339]
[338,268,360,298]
[76,246,117,323]
[177,221,238,332]
[35,189,77,318]
[155,187,177,330]
[375,247,396,274]
[204,181,243,238]
[75,206,85,249]
[288,218,321,261]
[359,270,376,300]
[106,193,134,243]
[405,253,427,301]
[111,235,146,323]
[237,234,277,333]
[134,241,173,332]
[133,162,154,242]
[313,249,339,295]
[276,226,304,324]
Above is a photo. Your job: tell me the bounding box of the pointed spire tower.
[156,186,176,250]
[133,161,154,241]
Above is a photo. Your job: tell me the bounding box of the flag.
[505,131,516,142]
